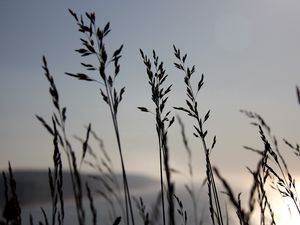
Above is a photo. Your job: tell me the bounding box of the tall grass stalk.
[66,10,134,225]
[139,49,175,225]
[37,57,85,225]
[173,46,223,225]
[48,120,64,225]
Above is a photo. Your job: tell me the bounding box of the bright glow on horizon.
[247,180,300,225]
[271,182,300,225]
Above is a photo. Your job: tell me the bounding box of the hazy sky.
[1,0,300,185]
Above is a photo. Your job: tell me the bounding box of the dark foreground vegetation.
[1,10,300,225]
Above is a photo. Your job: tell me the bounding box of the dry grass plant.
[139,49,175,225]
[1,9,300,225]
[173,46,223,225]
[66,10,134,225]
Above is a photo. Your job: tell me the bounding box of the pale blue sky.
[1,0,300,182]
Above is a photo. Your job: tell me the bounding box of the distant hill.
[0,170,158,210]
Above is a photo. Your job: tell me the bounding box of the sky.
[1,0,300,186]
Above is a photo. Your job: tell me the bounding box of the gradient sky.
[1,0,300,186]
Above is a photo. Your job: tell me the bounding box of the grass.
[139,49,175,225]
[66,9,134,225]
[173,46,223,225]
[1,9,300,225]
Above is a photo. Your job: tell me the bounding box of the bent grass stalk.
[242,110,300,219]
[75,127,125,221]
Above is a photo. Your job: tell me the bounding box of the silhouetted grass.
[173,45,223,225]
[75,126,125,221]
[139,49,175,225]
[1,162,21,225]
[66,9,133,225]
[1,9,300,225]
[37,56,85,225]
